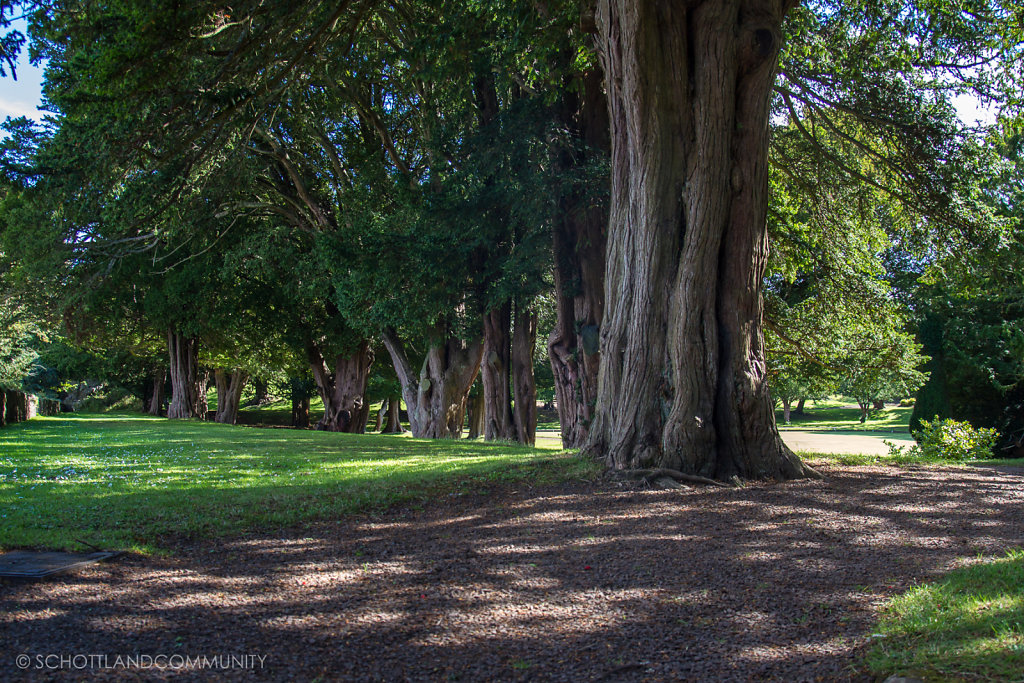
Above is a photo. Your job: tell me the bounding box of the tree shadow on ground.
[2,463,1022,681]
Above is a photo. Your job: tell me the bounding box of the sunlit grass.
[777,398,912,433]
[0,414,600,553]
[864,550,1024,681]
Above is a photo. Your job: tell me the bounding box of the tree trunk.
[167,330,202,419]
[291,382,311,428]
[482,303,514,440]
[549,64,610,450]
[859,401,869,423]
[583,0,815,480]
[350,397,370,434]
[794,396,806,415]
[307,339,374,433]
[196,370,210,420]
[873,399,885,411]
[214,368,249,424]
[511,305,538,446]
[382,396,404,434]
[467,391,485,439]
[375,398,387,432]
[148,368,166,416]
[250,378,270,406]
[782,397,791,425]
[0,390,6,427]
[382,326,483,439]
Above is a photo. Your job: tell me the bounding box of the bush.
[898,397,915,407]
[887,418,999,462]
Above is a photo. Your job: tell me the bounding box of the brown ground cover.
[3,463,1023,682]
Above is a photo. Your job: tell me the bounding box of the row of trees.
[1,1,1022,474]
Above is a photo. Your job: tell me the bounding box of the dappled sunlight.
[3,458,1024,679]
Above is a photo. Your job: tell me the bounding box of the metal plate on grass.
[0,551,118,579]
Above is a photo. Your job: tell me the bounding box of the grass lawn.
[864,550,1024,681]
[777,397,913,433]
[0,413,599,554]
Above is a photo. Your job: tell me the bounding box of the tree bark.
[467,391,485,439]
[0,390,7,427]
[147,368,166,416]
[583,0,815,480]
[873,399,885,411]
[782,397,791,425]
[166,330,203,419]
[375,398,387,432]
[382,396,404,434]
[307,339,374,433]
[549,64,610,450]
[794,396,806,415]
[196,370,210,420]
[511,305,538,446]
[214,368,250,424]
[382,326,483,439]
[482,303,514,440]
[250,378,270,406]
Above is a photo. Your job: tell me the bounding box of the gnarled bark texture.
[511,306,538,446]
[583,0,815,481]
[307,340,373,433]
[482,304,514,441]
[548,65,610,449]
[382,326,482,439]
[214,368,250,425]
[167,331,203,419]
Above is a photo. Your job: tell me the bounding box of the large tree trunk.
[382,326,483,439]
[511,305,538,446]
[467,390,485,439]
[382,396,404,434]
[147,368,166,416]
[583,0,815,480]
[549,64,610,449]
[214,368,250,424]
[167,330,203,419]
[482,303,514,441]
[307,340,373,433]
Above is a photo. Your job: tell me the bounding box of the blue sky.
[0,57,45,120]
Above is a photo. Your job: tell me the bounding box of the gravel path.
[3,463,1023,682]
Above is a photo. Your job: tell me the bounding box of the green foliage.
[0,413,599,552]
[888,418,1000,462]
[865,550,1024,682]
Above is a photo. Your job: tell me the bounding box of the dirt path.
[3,463,1023,682]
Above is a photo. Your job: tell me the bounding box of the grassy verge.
[0,414,600,553]
[864,550,1024,682]
[776,399,912,433]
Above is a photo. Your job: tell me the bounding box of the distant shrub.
[899,398,916,407]
[887,418,999,462]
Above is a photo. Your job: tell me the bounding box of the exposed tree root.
[615,468,734,488]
